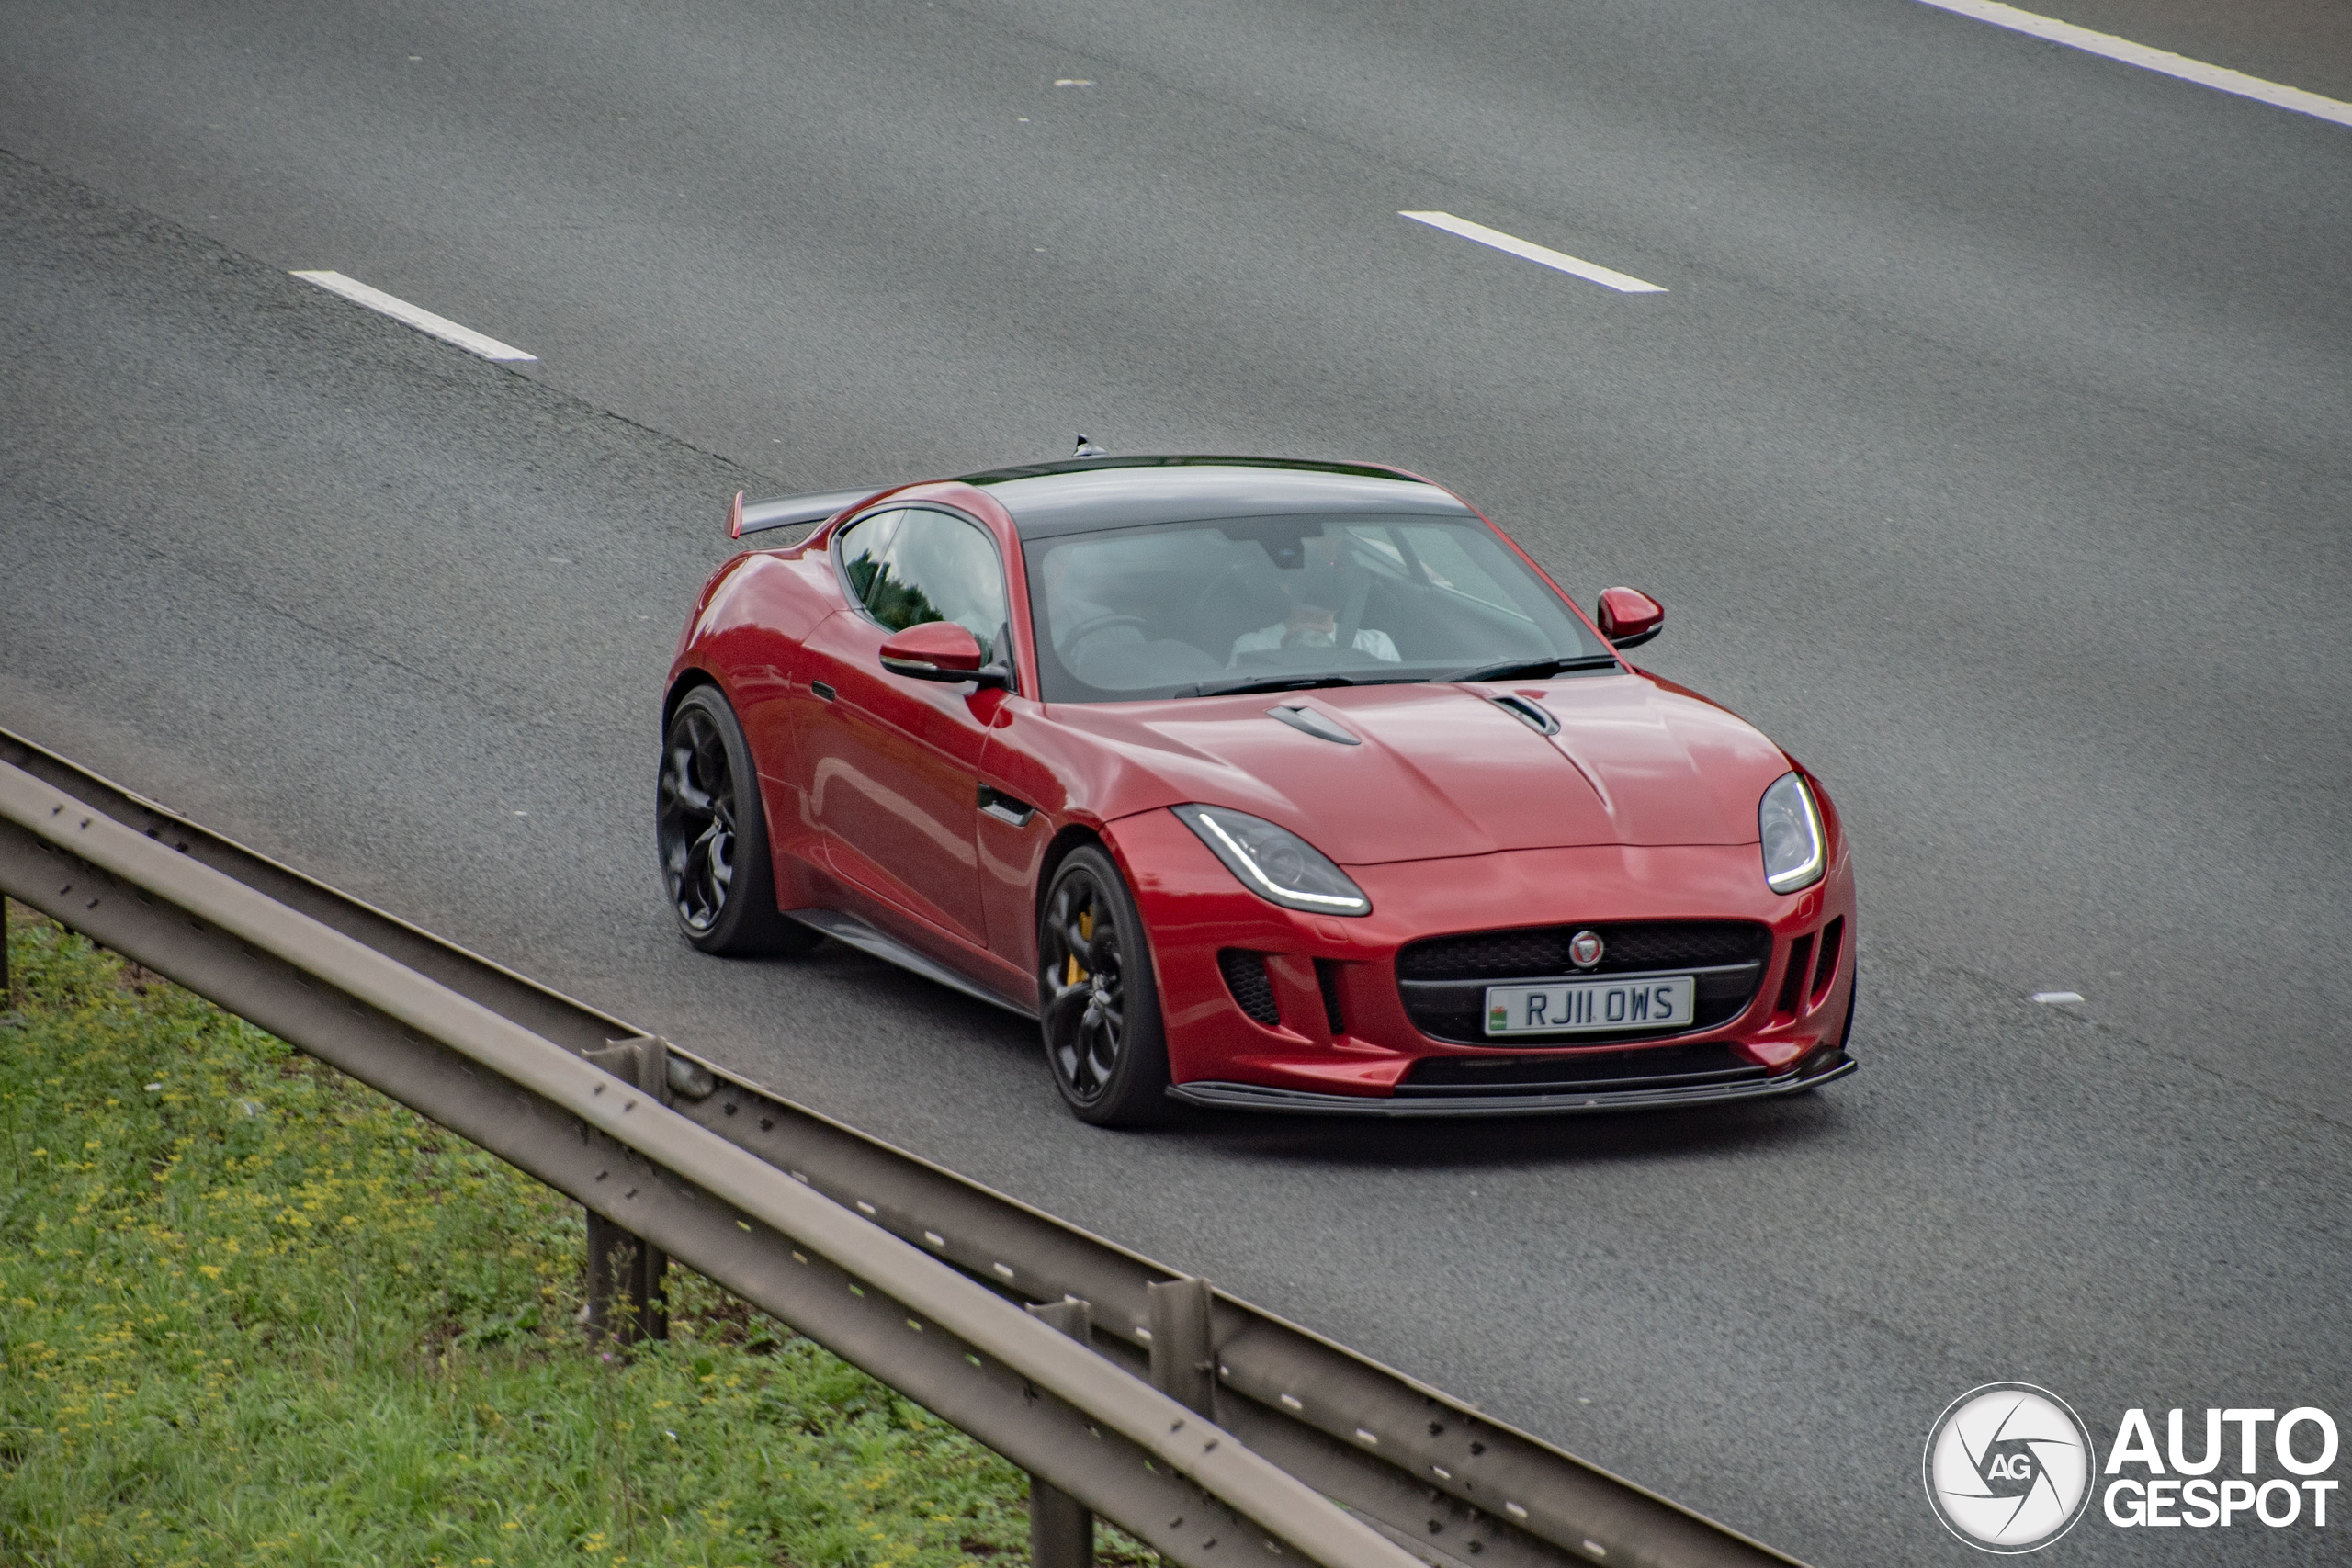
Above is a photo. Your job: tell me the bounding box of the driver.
[1228,544,1398,664]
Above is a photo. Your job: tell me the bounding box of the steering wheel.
[1060,613,1148,649]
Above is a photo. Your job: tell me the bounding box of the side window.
[837,509,909,609]
[837,508,1012,660]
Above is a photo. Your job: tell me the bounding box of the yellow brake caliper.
[1065,908,1093,987]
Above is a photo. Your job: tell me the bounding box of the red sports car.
[660,455,1856,1124]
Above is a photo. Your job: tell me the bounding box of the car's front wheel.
[657,685,820,956]
[1037,846,1172,1126]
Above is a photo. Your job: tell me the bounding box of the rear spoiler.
[729,486,879,540]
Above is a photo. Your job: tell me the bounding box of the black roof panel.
[961,456,1473,538]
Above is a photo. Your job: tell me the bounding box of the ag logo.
[1924,1383,2097,1553]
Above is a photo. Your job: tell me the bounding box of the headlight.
[1758,772,1826,894]
[1171,805,1371,916]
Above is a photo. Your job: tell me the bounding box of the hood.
[1048,675,1792,864]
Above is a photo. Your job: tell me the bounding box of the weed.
[0,908,1163,1567]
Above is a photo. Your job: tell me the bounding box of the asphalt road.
[2019,0,2352,99]
[3,3,2346,1562]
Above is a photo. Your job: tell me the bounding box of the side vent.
[1775,932,1815,1018]
[1313,960,1347,1036]
[1810,917,1844,1004]
[1217,949,1282,1026]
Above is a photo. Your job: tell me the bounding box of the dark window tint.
[836,508,1012,660]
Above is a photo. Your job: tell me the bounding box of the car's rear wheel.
[1037,846,1172,1126]
[657,685,820,956]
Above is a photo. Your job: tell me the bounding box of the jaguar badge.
[1568,930,1604,969]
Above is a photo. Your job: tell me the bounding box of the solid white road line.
[1915,0,2352,129]
[1398,211,1667,294]
[289,271,537,361]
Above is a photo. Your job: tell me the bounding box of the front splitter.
[1166,1049,1856,1117]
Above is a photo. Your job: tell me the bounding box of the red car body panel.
[668,460,1857,1112]
[1027,675,1784,860]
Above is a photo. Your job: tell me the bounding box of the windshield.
[1023,513,1612,703]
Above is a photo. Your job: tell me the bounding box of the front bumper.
[1167,1046,1857,1117]
[1103,814,1859,1101]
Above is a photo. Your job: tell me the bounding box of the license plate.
[1484,975,1696,1036]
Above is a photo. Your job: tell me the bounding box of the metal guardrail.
[0,727,1806,1568]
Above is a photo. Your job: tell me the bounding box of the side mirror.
[878,622,1010,687]
[1596,587,1664,650]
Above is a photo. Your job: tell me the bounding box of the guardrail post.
[1025,1297,1095,1568]
[582,1035,670,1346]
[1147,1275,1216,1418]
[1,894,10,1001]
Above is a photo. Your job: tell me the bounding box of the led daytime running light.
[1190,809,1368,912]
[1760,773,1826,894]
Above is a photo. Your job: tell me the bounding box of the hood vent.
[1266,705,1361,746]
[1488,694,1559,736]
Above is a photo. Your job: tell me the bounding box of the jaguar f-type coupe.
[659,454,1856,1124]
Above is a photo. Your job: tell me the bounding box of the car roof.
[956,456,1476,539]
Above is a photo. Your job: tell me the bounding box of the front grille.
[1397,920,1769,981]
[1217,949,1281,1026]
[1399,1042,1767,1097]
[1396,919,1770,1044]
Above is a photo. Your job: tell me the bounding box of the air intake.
[1217,949,1281,1026]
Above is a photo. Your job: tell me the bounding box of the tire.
[1036,845,1173,1126]
[656,685,820,956]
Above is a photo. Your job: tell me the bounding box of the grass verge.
[0,905,1118,1568]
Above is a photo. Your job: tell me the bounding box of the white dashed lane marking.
[1916,1,2352,129]
[290,270,537,361]
[2032,990,2085,1004]
[1399,211,1666,294]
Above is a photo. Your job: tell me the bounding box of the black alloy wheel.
[1037,846,1172,1126]
[656,685,818,955]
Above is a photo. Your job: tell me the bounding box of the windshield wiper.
[1442,654,1620,684]
[1182,674,1371,698]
